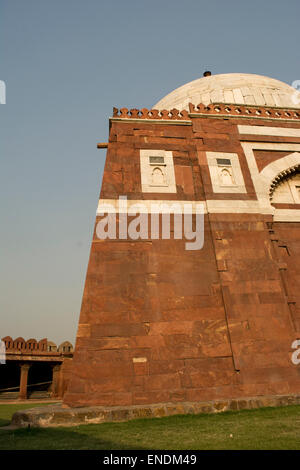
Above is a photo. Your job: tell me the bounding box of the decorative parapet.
[1,336,73,355]
[112,107,190,120]
[58,341,74,354]
[111,104,300,122]
[2,336,47,352]
[189,102,300,120]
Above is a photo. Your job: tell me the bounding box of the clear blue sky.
[1,0,299,345]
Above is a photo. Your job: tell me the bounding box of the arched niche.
[151,166,166,186]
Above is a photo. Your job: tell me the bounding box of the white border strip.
[96,198,300,220]
[97,199,208,214]
[238,125,300,137]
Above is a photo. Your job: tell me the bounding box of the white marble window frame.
[206,152,247,193]
[140,149,177,193]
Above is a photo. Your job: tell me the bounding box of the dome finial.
[203,71,212,77]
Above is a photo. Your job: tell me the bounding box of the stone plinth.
[11,393,300,428]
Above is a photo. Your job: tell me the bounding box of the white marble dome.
[154,73,300,110]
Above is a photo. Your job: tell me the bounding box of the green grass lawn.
[0,403,300,450]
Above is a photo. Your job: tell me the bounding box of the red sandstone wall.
[64,110,300,408]
[60,357,73,398]
[209,214,300,396]
[272,223,300,331]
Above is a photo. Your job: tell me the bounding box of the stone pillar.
[57,367,64,399]
[19,364,30,400]
[51,364,61,398]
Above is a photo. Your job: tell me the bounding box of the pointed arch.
[270,165,300,202]
[259,152,300,206]
[241,141,300,217]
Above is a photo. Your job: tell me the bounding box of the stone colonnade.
[18,362,63,400]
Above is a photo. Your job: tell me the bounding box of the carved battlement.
[1,336,73,355]
[111,104,300,121]
[112,107,190,120]
[189,102,300,120]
